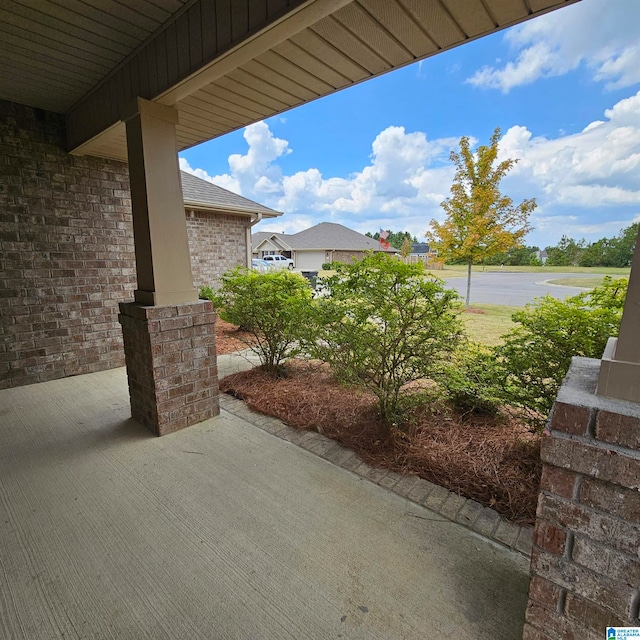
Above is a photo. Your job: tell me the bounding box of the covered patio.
[0,364,529,639]
[2,0,639,637]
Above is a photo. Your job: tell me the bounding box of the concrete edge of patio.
[215,355,534,559]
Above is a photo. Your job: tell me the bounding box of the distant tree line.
[365,230,417,250]
[481,245,541,266]
[476,222,637,267]
[544,223,638,267]
[366,222,637,268]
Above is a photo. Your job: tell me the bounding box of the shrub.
[212,268,312,373]
[440,343,504,415]
[308,253,463,427]
[199,285,218,303]
[321,261,343,271]
[496,277,627,429]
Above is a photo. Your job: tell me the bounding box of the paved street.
[442,271,597,307]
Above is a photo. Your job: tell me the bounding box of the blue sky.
[179,0,640,249]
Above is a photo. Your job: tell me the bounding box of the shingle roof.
[411,243,431,254]
[180,171,281,217]
[254,222,396,252]
[251,231,282,251]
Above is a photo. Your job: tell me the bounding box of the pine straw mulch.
[215,319,258,355]
[220,360,541,525]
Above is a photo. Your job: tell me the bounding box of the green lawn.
[459,304,517,346]
[546,275,629,289]
[547,276,603,288]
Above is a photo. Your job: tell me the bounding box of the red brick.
[525,604,600,640]
[180,325,199,339]
[541,437,640,490]
[522,623,553,640]
[564,593,625,632]
[572,536,640,586]
[596,410,640,450]
[0,101,133,387]
[143,305,178,320]
[579,477,640,521]
[551,402,592,436]
[534,521,567,555]
[186,210,249,288]
[531,548,635,620]
[528,576,564,611]
[539,493,638,556]
[540,466,579,499]
[192,312,215,325]
[159,316,192,332]
[1,101,220,431]
[168,383,194,400]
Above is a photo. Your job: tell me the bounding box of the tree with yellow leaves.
[400,236,412,259]
[427,128,536,307]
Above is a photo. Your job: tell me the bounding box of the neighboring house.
[181,171,281,286]
[252,222,396,270]
[536,249,548,265]
[410,242,431,256]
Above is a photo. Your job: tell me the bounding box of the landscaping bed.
[215,318,258,354]
[220,359,541,525]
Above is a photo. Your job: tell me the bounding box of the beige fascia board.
[291,246,382,251]
[157,0,352,107]
[183,201,281,218]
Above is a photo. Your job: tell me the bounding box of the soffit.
[0,0,579,160]
[80,0,579,160]
[0,0,191,114]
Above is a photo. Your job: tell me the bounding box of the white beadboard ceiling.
[0,0,580,160]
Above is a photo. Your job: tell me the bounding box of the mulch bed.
[215,318,258,355]
[220,360,541,525]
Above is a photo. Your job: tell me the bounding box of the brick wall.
[186,210,249,288]
[0,100,136,389]
[1,100,251,390]
[524,357,640,639]
[118,300,219,435]
[331,250,368,264]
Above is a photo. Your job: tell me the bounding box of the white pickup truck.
[262,254,295,270]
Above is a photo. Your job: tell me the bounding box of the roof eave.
[183,200,282,218]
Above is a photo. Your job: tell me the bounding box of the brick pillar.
[524,357,640,640]
[118,300,219,436]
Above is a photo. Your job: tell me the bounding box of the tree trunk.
[466,261,472,308]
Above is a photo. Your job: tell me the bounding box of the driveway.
[442,271,596,307]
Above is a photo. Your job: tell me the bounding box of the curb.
[218,392,534,558]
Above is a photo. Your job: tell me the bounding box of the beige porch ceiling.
[0,0,579,161]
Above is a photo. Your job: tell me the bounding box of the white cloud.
[180,90,640,247]
[467,0,640,92]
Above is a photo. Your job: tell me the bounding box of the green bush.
[440,343,504,415]
[321,261,343,271]
[212,268,312,373]
[496,277,627,429]
[199,285,218,304]
[308,253,463,427]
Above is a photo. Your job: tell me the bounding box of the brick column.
[118,300,219,436]
[524,357,640,639]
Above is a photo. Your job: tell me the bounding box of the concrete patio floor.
[0,362,530,639]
